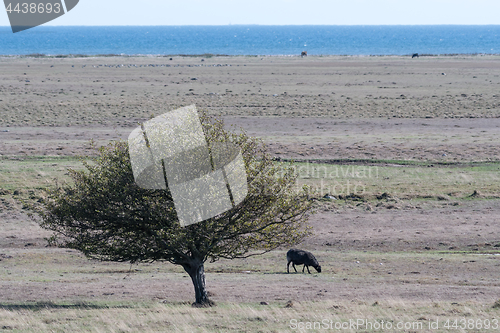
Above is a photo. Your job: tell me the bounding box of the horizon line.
[2,24,500,27]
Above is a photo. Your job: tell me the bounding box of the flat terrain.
[1,55,500,332]
[1,55,500,126]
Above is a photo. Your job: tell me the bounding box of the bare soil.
[1,203,499,305]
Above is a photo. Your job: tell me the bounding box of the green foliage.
[35,112,313,266]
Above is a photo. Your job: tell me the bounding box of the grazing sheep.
[287,249,321,274]
[301,51,307,57]
[412,53,419,58]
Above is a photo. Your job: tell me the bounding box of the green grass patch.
[1,156,499,201]
[0,156,84,191]
[288,161,500,199]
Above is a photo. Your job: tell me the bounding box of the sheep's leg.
[302,265,305,273]
[306,265,311,274]
[292,263,298,272]
[287,261,291,273]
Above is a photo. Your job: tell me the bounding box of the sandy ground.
[1,117,500,162]
[1,55,500,162]
[1,55,500,127]
[1,56,500,306]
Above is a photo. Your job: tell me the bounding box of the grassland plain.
[1,55,500,332]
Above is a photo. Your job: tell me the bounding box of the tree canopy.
[35,111,313,305]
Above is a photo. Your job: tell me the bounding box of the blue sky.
[1,0,499,26]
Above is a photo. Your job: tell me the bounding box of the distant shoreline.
[1,53,500,58]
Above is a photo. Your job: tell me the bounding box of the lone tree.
[34,112,313,306]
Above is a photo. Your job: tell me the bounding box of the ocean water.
[0,25,499,56]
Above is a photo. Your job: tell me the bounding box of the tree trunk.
[182,259,214,307]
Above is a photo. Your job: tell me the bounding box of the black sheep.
[286,249,321,274]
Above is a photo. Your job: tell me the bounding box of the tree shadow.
[264,272,307,275]
[0,301,133,311]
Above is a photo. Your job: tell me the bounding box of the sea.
[0,25,499,56]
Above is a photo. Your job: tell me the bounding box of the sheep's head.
[315,265,322,273]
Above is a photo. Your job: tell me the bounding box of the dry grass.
[0,299,499,332]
